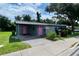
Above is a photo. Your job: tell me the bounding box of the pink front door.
[38,26,43,36]
[22,25,27,34]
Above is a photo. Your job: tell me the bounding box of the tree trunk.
[70,19,74,33]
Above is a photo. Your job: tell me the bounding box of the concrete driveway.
[24,38,53,47]
[17,35,54,47]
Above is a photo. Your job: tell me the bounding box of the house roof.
[16,21,67,26]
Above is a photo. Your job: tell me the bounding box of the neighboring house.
[15,21,67,37]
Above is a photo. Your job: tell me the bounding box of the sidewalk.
[2,37,79,56]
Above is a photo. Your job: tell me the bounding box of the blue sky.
[0,3,55,21]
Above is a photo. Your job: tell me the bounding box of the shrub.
[67,29,72,35]
[46,32,58,41]
[12,31,15,36]
[60,29,68,37]
[60,28,72,37]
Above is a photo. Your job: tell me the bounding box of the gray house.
[15,21,67,37]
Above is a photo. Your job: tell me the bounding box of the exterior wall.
[16,24,19,35]
[22,25,27,35]
[27,25,37,36]
[45,26,55,35]
[37,25,47,36]
[20,25,23,35]
[16,24,55,37]
[42,26,46,35]
[37,25,43,36]
[16,24,21,35]
[16,24,27,35]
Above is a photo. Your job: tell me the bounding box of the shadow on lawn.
[9,35,21,43]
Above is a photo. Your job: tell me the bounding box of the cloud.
[0,3,54,21]
[41,13,54,19]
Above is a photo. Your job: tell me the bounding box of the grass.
[58,32,79,40]
[0,32,31,55]
[66,32,79,38]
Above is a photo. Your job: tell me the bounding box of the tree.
[0,15,15,31]
[10,22,16,31]
[22,15,31,21]
[15,15,21,21]
[45,3,79,32]
[57,19,71,25]
[45,18,55,24]
[36,12,41,22]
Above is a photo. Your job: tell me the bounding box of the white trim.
[16,21,67,27]
[16,21,55,26]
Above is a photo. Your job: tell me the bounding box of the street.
[70,46,79,56]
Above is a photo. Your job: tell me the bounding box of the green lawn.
[0,32,31,55]
[68,32,79,37]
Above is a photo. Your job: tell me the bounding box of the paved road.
[70,46,79,56]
